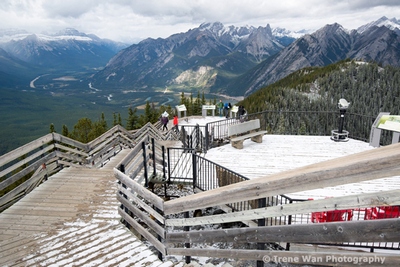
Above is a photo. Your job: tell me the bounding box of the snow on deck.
[188,116,400,200]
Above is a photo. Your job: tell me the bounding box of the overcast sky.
[0,0,399,44]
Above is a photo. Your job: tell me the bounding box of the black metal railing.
[204,110,382,151]
[180,124,205,152]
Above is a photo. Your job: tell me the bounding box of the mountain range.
[0,28,128,87]
[90,16,400,97]
[0,17,399,97]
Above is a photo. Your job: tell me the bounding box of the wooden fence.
[114,141,400,266]
[0,122,174,212]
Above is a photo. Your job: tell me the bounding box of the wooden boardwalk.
[0,150,173,267]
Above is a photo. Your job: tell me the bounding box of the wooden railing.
[114,141,400,266]
[0,123,177,212]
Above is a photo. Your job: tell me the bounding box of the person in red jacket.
[173,115,179,133]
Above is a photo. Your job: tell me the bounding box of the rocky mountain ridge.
[89,17,400,96]
[240,21,400,96]
[1,17,399,97]
[0,28,129,87]
[89,22,300,92]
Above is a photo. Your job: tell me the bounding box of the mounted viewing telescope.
[338,98,350,110]
[331,98,350,142]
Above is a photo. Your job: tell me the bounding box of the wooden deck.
[0,150,173,267]
[205,134,400,200]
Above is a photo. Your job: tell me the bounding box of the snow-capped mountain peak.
[357,16,400,33]
[0,28,94,43]
[272,27,310,38]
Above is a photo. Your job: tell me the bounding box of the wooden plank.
[167,218,400,244]
[164,142,400,215]
[118,207,166,255]
[228,119,260,136]
[56,151,86,164]
[165,189,400,226]
[114,169,164,211]
[125,154,144,176]
[0,144,54,179]
[0,134,54,167]
[167,248,399,266]
[54,143,88,157]
[117,194,165,237]
[0,152,56,209]
[118,186,165,224]
[86,125,120,150]
[52,132,88,150]
[231,130,267,142]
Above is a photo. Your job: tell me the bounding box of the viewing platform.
[1,112,399,266]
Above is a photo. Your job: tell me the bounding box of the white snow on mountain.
[0,28,93,43]
[357,16,400,34]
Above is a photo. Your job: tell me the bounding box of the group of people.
[217,100,247,121]
[160,114,179,132]
[217,100,233,118]
[160,101,247,132]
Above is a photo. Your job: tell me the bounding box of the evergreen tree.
[89,120,107,140]
[126,107,139,130]
[139,101,159,126]
[112,112,122,126]
[49,123,56,133]
[71,118,93,143]
[100,113,107,130]
[62,125,69,137]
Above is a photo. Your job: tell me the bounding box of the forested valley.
[51,92,213,143]
[51,60,400,144]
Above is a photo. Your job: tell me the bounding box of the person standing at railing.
[173,115,179,133]
[238,105,247,122]
[217,100,224,117]
[223,102,231,118]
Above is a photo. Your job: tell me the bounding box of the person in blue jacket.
[223,102,231,118]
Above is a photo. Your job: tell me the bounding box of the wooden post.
[286,199,293,251]
[162,145,167,197]
[192,152,197,189]
[257,197,266,267]
[118,164,130,228]
[142,142,148,187]
[155,205,163,261]
[151,138,156,177]
[184,211,191,264]
[167,148,171,184]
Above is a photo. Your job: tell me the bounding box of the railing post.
[257,197,267,267]
[192,152,197,189]
[195,124,200,150]
[205,123,209,151]
[151,138,156,177]
[117,164,130,228]
[142,142,149,187]
[154,206,164,261]
[167,148,171,184]
[286,199,293,251]
[162,145,167,197]
[184,211,191,264]
[182,126,186,147]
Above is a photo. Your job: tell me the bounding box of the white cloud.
[0,0,399,43]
